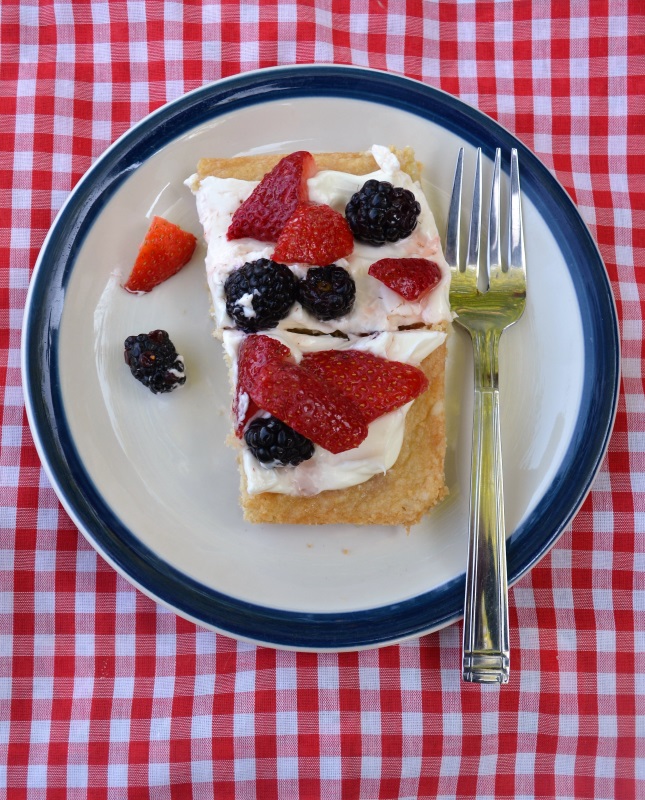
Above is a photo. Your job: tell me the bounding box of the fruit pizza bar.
[187,146,451,527]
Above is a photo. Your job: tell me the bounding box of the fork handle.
[462,328,510,684]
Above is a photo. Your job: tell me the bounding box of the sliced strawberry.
[272,204,354,266]
[300,349,428,423]
[368,257,442,301]
[124,216,197,293]
[234,334,291,437]
[250,360,368,454]
[227,151,316,242]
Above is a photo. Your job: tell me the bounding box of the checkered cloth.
[1,1,642,797]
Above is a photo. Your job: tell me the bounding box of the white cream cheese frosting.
[189,146,451,496]
[189,145,452,334]
[222,328,446,496]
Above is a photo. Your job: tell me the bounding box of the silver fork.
[445,147,526,684]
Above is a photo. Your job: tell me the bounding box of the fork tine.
[445,147,464,270]
[487,149,501,281]
[466,148,482,274]
[509,149,525,271]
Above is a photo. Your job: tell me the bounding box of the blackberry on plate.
[345,179,421,246]
[224,258,297,333]
[124,330,186,394]
[244,416,315,468]
[298,265,356,321]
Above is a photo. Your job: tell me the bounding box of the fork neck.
[471,329,501,392]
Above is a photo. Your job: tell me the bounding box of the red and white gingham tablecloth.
[1,1,643,797]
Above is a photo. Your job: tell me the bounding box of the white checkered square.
[318,665,339,689]
[202,3,221,23]
[233,712,254,738]
[320,756,341,780]
[107,763,128,788]
[150,716,171,741]
[275,667,297,690]
[67,763,88,789]
[71,676,94,700]
[553,587,575,609]
[400,667,421,691]
[597,671,617,695]
[361,711,381,736]
[595,756,616,778]
[358,666,380,690]
[319,709,340,734]
[32,677,53,700]
[276,711,297,736]
[68,719,90,744]
[517,711,539,734]
[194,674,215,696]
[33,592,55,615]
[191,759,214,785]
[27,764,47,790]
[149,761,171,787]
[497,94,516,113]
[277,3,297,22]
[234,669,255,694]
[33,634,54,657]
[233,757,255,782]
[401,712,422,736]
[557,629,578,651]
[440,755,461,777]
[112,676,134,698]
[555,753,576,775]
[191,714,212,739]
[153,676,175,698]
[277,756,298,779]
[115,591,136,614]
[636,757,645,780]
[29,719,50,745]
[443,712,462,736]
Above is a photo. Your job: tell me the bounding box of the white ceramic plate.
[22,66,619,650]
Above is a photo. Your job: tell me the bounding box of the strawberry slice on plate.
[272,204,354,266]
[300,349,428,423]
[124,216,197,293]
[368,257,442,301]
[234,335,291,437]
[249,358,368,454]
[227,151,317,242]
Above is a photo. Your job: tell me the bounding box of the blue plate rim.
[21,64,620,650]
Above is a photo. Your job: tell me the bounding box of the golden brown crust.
[239,343,448,528]
[197,147,421,183]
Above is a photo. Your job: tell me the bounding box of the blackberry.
[124,330,186,394]
[298,265,356,321]
[224,258,297,333]
[244,416,315,468]
[345,179,421,246]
